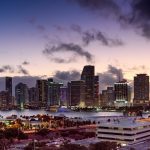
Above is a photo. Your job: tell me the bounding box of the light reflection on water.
[0,109,123,119]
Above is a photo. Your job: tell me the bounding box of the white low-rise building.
[97,118,150,146]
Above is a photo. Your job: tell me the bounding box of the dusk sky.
[1,0,150,90]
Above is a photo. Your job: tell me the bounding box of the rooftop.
[98,118,150,128]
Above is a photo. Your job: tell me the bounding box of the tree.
[0,130,4,139]
[4,128,28,140]
[36,128,49,136]
[59,143,88,150]
[4,128,18,139]
[89,141,119,150]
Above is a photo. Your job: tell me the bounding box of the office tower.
[94,75,99,106]
[15,82,28,109]
[67,82,71,108]
[28,87,37,105]
[60,86,68,107]
[0,91,9,109]
[107,87,115,106]
[36,80,48,107]
[5,77,12,105]
[133,74,149,106]
[100,87,115,107]
[81,65,99,107]
[70,80,85,107]
[47,78,63,106]
[114,80,129,107]
[100,90,108,107]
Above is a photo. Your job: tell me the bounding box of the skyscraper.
[15,82,28,109]
[28,87,37,105]
[81,65,98,107]
[100,87,115,107]
[47,78,63,106]
[133,74,149,106]
[94,75,99,106]
[60,86,68,107]
[5,77,12,105]
[0,91,9,109]
[70,80,85,107]
[81,65,95,107]
[114,80,130,107]
[36,80,48,107]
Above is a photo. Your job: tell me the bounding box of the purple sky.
[0,0,150,90]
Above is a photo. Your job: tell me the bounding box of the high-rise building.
[5,77,12,105]
[15,82,28,109]
[100,90,108,107]
[114,80,130,107]
[94,75,99,106]
[28,87,37,105]
[107,87,115,106]
[133,74,149,106]
[36,80,48,107]
[47,78,63,106]
[100,87,115,107]
[70,80,85,107]
[81,65,99,107]
[0,91,9,108]
[67,82,71,108]
[60,86,68,107]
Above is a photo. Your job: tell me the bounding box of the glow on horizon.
[0,0,150,83]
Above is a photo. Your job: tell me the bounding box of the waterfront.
[0,109,123,119]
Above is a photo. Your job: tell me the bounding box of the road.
[24,124,96,133]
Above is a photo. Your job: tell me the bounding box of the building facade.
[5,77,12,105]
[0,91,9,109]
[15,82,28,109]
[81,65,99,107]
[70,80,86,107]
[36,80,48,107]
[97,119,150,146]
[133,74,149,106]
[28,87,37,105]
[100,87,115,107]
[60,86,68,107]
[47,78,63,106]
[114,80,130,107]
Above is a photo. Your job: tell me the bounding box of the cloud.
[53,70,80,85]
[98,65,124,91]
[118,0,150,39]
[70,24,82,34]
[125,65,149,73]
[132,0,150,19]
[28,17,36,25]
[37,25,46,32]
[50,57,76,64]
[0,65,14,73]
[54,70,80,81]
[43,43,93,63]
[83,30,123,46]
[72,0,121,18]
[71,0,150,40]
[53,25,66,32]
[131,0,150,39]
[70,24,123,46]
[22,61,30,65]
[17,65,29,75]
[28,17,46,33]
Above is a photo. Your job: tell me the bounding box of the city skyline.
[1,0,150,90]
